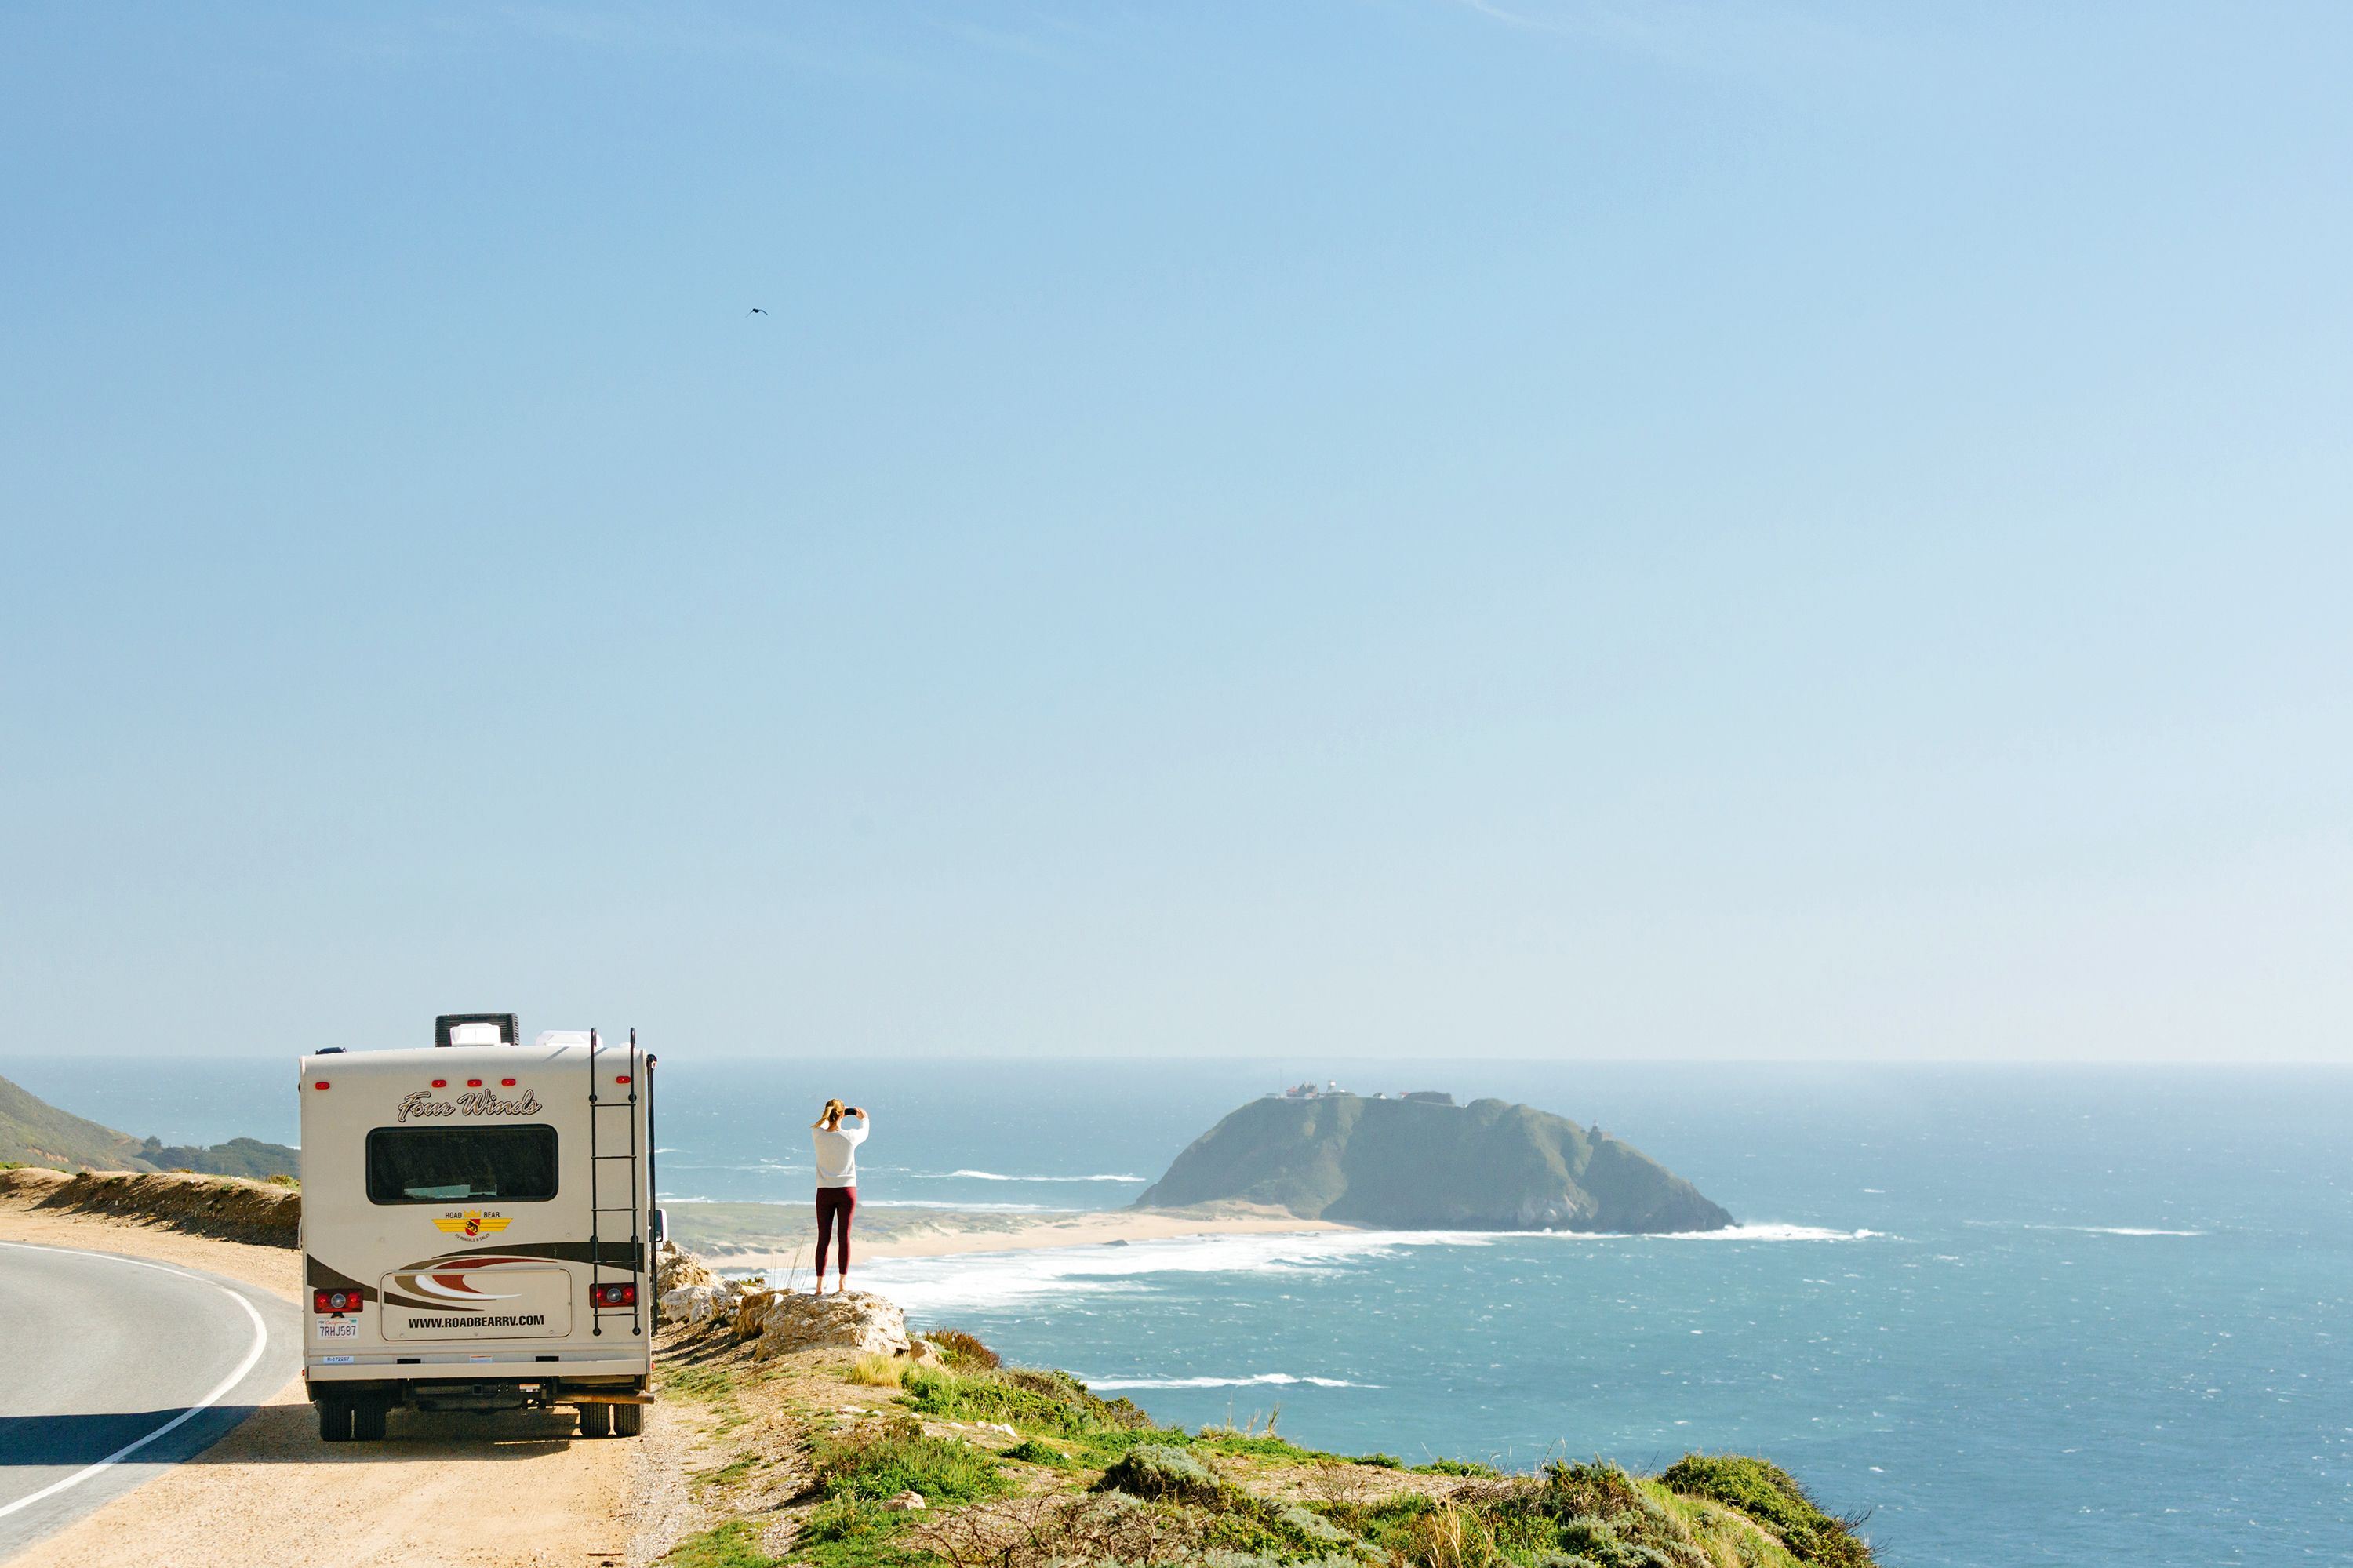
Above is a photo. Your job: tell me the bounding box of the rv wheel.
[315,1401,353,1442]
[352,1402,388,1442]
[577,1401,612,1438]
[612,1401,644,1438]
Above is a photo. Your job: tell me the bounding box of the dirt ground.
[0,1194,664,1568]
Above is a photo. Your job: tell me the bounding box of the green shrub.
[920,1327,1001,1370]
[1094,1443,1227,1507]
[813,1420,1010,1505]
[1475,1462,1706,1568]
[1414,1457,1501,1478]
[1659,1456,1871,1568]
[1275,1503,1355,1547]
[1355,1451,1403,1468]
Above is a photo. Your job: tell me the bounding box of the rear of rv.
[297,1018,660,1441]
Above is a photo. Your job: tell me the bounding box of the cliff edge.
[1136,1093,1734,1232]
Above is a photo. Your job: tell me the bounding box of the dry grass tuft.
[846,1352,905,1388]
[910,1491,1185,1568]
[1406,1497,1497,1568]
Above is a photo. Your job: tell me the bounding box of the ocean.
[7,1052,2348,1566]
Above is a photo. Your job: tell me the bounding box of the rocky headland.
[1136,1092,1735,1233]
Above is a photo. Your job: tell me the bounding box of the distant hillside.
[0,1072,154,1170]
[1137,1093,1734,1233]
[139,1135,300,1179]
[0,1073,298,1177]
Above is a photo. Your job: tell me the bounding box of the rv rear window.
[365,1126,559,1205]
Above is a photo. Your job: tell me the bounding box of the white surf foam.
[2027,1224,2205,1237]
[1641,1224,1878,1242]
[864,1200,1075,1213]
[944,1170,1148,1183]
[856,1223,1881,1314]
[1082,1373,1373,1390]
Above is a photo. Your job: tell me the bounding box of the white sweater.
[812,1119,868,1188]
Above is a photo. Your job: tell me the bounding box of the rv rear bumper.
[304,1372,649,1408]
[305,1348,650,1384]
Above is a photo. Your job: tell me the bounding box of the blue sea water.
[8,1053,2348,1566]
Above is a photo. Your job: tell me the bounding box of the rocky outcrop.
[748,1290,911,1359]
[656,1240,718,1296]
[1137,1094,1733,1233]
[656,1241,777,1327]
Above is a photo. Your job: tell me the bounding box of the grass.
[660,1520,781,1568]
[660,1362,740,1402]
[814,1418,1013,1505]
[798,1495,926,1568]
[899,1365,1155,1441]
[1412,1457,1501,1478]
[693,1457,757,1490]
[847,1352,906,1388]
[1000,1438,1075,1468]
[1660,1454,1875,1568]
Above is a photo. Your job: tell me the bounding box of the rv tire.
[352,1401,389,1442]
[316,1400,354,1443]
[612,1401,644,1438]
[577,1401,611,1438]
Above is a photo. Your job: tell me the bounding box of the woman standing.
[809,1098,868,1295]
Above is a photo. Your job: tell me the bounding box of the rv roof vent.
[536,1030,592,1048]
[435,1013,520,1049]
[318,1047,346,1055]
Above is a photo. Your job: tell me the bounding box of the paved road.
[0,1240,296,1562]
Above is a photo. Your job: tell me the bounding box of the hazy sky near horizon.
[4,2,2349,1062]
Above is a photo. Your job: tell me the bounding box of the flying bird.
[747,307,769,316]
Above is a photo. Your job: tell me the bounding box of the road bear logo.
[433,1210,511,1238]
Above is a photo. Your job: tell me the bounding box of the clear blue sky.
[3,3,2348,1061]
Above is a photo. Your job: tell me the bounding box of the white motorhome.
[296,1013,662,1442]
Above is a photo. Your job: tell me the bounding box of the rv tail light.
[591,1283,637,1308]
[314,1288,363,1314]
[313,1081,329,1090]
[614,1075,631,1085]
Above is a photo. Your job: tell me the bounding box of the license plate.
[317,1319,358,1340]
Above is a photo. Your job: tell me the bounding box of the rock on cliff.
[1136,1094,1733,1233]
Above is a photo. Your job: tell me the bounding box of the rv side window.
[365,1126,560,1204]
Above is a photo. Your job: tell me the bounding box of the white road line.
[0,1240,274,1522]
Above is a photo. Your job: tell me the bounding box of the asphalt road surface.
[0,1240,295,1562]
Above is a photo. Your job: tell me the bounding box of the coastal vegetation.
[1137,1093,1733,1233]
[651,1312,1875,1568]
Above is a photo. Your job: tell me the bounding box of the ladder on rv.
[587,1028,642,1336]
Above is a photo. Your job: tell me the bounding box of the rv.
[296,1013,662,1442]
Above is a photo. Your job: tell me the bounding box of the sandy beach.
[674,1201,1347,1271]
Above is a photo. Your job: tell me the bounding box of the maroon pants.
[816,1185,856,1277]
